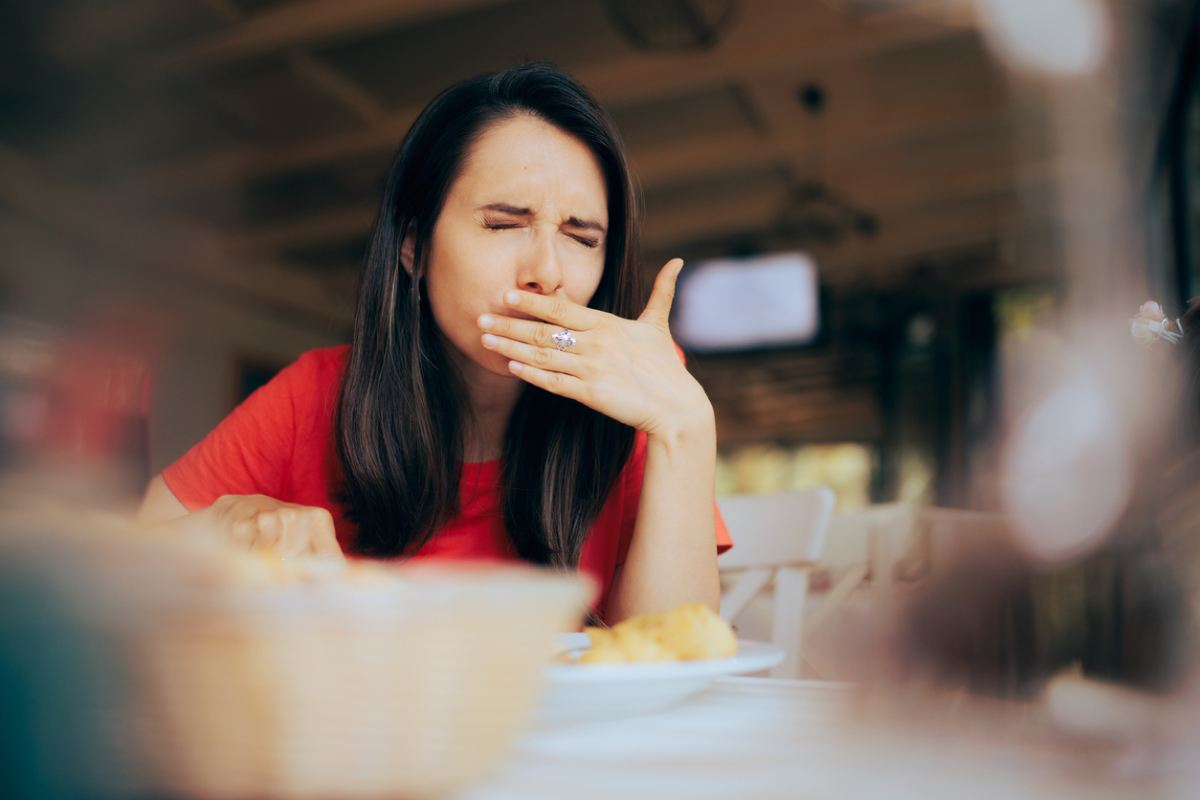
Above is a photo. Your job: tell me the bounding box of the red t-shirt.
[162,345,731,615]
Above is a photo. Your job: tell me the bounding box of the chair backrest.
[716,486,835,678]
[824,502,919,589]
[716,487,835,571]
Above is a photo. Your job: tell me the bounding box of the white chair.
[717,486,835,678]
[804,503,919,637]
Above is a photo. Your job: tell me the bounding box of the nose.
[516,225,564,295]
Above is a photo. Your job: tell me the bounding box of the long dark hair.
[336,64,642,566]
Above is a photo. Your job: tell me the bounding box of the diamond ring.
[552,328,577,351]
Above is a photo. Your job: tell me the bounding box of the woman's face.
[423,114,609,378]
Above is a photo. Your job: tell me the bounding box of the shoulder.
[287,345,350,383]
[267,345,349,396]
[242,345,348,421]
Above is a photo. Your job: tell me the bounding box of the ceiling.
[0,0,1074,329]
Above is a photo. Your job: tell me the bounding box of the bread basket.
[0,513,591,799]
[125,565,589,799]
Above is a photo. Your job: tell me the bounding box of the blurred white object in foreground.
[975,0,1111,76]
[1003,373,1131,563]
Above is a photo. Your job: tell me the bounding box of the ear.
[400,232,416,276]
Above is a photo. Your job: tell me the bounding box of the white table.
[460,677,850,800]
[461,677,1163,800]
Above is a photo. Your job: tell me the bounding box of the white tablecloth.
[460,676,1160,800]
[460,677,851,800]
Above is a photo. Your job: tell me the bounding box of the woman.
[138,64,730,623]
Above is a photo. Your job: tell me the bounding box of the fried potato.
[627,603,738,660]
[579,625,678,664]
[577,603,737,664]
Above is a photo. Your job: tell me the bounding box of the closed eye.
[568,233,600,249]
[487,221,598,249]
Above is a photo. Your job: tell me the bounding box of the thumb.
[639,258,684,325]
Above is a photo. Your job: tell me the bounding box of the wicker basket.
[87,551,591,799]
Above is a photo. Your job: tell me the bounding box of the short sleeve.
[160,352,315,510]
[715,503,733,552]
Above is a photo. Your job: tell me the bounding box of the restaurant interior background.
[0,0,1194,509]
[3,0,1200,797]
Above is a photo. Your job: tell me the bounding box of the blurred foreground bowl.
[131,567,589,799]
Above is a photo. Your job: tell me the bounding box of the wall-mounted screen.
[672,252,820,352]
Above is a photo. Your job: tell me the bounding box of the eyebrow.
[478,202,606,234]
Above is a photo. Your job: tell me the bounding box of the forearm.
[137,475,191,524]
[606,404,720,623]
[137,476,225,542]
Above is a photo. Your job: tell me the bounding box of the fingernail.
[478,314,494,329]
[482,333,499,347]
[505,291,521,305]
[508,360,523,373]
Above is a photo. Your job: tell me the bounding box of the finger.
[504,290,597,330]
[229,517,256,548]
[311,526,345,560]
[276,520,309,559]
[479,313,576,350]
[482,333,585,375]
[507,360,587,402]
[639,258,684,325]
[253,511,284,550]
[301,507,344,561]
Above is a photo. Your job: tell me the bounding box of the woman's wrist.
[645,396,716,455]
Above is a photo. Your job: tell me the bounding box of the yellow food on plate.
[579,603,738,664]
[580,626,678,664]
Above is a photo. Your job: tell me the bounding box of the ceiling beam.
[634,82,1023,187]
[143,0,508,77]
[285,51,386,124]
[580,0,949,108]
[200,0,387,125]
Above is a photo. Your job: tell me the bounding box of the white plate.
[534,633,784,725]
